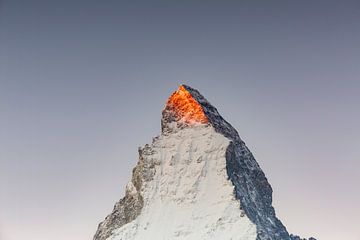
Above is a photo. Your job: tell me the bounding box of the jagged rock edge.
[93,145,156,240]
[181,85,289,240]
[182,85,314,240]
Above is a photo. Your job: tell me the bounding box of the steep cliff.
[94,85,316,240]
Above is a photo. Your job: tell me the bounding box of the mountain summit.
[94,85,316,240]
[163,85,209,126]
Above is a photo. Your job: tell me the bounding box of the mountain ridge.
[94,84,316,240]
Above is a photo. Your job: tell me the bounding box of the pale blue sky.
[1,1,360,240]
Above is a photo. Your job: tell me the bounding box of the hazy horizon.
[1,1,360,240]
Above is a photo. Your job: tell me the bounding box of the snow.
[108,125,257,240]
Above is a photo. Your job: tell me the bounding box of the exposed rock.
[94,84,317,240]
[94,145,156,240]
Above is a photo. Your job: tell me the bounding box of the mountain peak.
[162,85,209,132]
[166,84,209,124]
[162,85,241,142]
[94,84,316,240]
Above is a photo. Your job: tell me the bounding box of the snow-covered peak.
[94,85,316,240]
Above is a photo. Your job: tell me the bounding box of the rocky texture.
[94,145,157,240]
[94,84,316,240]
[290,234,317,240]
[182,85,290,240]
[161,85,209,134]
[104,126,258,240]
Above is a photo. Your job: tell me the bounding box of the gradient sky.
[1,1,360,240]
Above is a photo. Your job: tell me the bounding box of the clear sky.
[1,1,359,240]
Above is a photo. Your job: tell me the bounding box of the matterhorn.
[94,85,316,240]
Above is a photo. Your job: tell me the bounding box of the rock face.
[93,145,155,240]
[94,85,316,240]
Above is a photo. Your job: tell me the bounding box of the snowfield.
[108,125,257,240]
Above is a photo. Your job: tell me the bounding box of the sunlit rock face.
[94,84,316,240]
[162,85,209,133]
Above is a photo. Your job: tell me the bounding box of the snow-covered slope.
[94,85,316,240]
[108,126,256,240]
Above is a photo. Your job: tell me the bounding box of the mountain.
[94,85,316,240]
